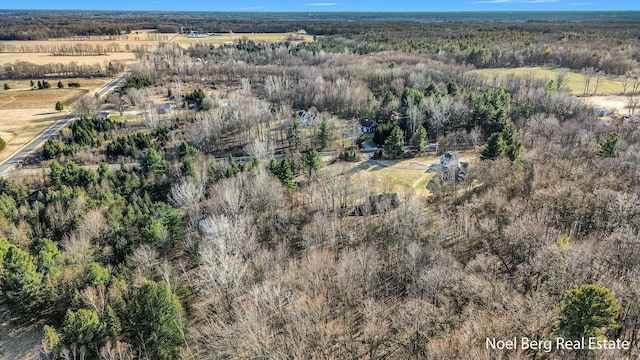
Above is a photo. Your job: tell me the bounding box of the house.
[426,152,468,192]
[156,103,177,115]
[358,119,378,133]
[93,111,110,120]
[187,31,207,38]
[296,110,319,126]
[439,152,468,183]
[297,29,308,35]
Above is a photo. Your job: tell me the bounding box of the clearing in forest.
[347,150,478,197]
[473,66,626,95]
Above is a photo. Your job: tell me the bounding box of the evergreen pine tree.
[304,149,325,178]
[501,122,524,161]
[596,132,620,157]
[410,126,427,154]
[278,159,296,189]
[480,133,505,160]
[125,280,185,360]
[557,284,620,341]
[384,125,405,158]
[62,309,108,356]
[318,117,331,149]
[287,116,302,149]
[0,246,43,316]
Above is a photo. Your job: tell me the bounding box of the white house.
[296,110,319,126]
[358,119,378,133]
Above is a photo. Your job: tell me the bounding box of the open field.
[0,40,161,53]
[473,66,626,95]
[0,78,110,164]
[174,32,313,48]
[348,150,478,197]
[0,52,136,66]
[583,95,635,116]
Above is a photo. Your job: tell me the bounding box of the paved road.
[0,72,129,177]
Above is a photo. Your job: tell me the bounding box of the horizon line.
[1,9,640,12]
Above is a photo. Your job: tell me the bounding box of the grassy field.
[346,150,479,197]
[174,32,313,48]
[473,66,626,95]
[0,78,109,164]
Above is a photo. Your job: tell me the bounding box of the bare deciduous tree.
[168,176,204,209]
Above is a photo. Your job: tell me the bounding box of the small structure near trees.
[353,193,400,216]
[358,118,378,134]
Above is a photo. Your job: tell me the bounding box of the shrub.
[338,149,361,162]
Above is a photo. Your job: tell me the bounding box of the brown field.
[0,40,163,53]
[0,78,109,164]
[174,32,313,48]
[0,52,136,66]
[582,95,634,116]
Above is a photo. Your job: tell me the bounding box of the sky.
[2,0,639,12]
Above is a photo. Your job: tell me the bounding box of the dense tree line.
[1,60,125,80]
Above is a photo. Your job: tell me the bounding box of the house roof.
[359,119,378,128]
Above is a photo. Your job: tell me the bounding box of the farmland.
[0,52,136,66]
[0,29,314,166]
[0,78,108,164]
[174,32,313,47]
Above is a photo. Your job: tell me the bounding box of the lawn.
[344,150,480,198]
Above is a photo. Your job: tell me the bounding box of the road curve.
[0,72,130,177]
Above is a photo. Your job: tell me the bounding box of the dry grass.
[0,88,91,110]
[583,95,634,116]
[473,66,627,95]
[0,52,136,66]
[0,78,110,164]
[174,32,313,48]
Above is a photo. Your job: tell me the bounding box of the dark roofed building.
[358,119,378,133]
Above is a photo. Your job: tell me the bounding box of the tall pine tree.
[410,126,427,154]
[126,280,185,360]
[480,133,506,160]
[1,246,43,316]
[304,149,325,178]
[501,122,524,161]
[384,125,405,158]
[317,117,331,149]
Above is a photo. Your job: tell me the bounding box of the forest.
[1,11,640,360]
